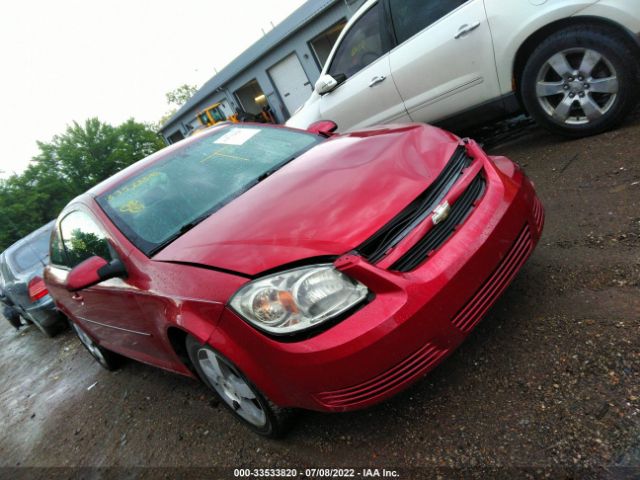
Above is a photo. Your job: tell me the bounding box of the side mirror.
[307,120,339,137]
[315,74,347,95]
[65,256,127,291]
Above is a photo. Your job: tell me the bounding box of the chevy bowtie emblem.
[432,201,451,225]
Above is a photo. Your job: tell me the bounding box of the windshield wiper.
[147,211,214,257]
[256,155,299,183]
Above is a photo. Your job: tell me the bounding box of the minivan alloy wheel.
[536,47,619,125]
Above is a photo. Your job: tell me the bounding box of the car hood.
[154,124,461,276]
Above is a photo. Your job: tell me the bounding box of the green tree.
[0,118,165,251]
[165,84,198,107]
[155,84,199,132]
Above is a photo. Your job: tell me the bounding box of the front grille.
[452,225,534,333]
[358,146,472,264]
[390,175,485,272]
[314,342,447,409]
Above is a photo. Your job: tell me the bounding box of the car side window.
[49,226,67,267]
[59,211,113,268]
[328,2,387,80]
[389,0,469,45]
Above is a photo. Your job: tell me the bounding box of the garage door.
[269,54,313,117]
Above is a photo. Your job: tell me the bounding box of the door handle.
[454,21,481,39]
[71,293,84,302]
[368,75,387,88]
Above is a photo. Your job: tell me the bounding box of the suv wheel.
[521,25,639,137]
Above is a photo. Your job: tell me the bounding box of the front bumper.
[215,145,544,412]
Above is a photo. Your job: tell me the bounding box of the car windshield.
[97,125,321,256]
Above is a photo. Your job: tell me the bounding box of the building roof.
[161,0,340,133]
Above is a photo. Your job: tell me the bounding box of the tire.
[70,320,121,370]
[2,305,21,330]
[4,312,22,330]
[520,25,640,138]
[186,336,295,438]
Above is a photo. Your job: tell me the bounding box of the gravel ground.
[1,110,639,479]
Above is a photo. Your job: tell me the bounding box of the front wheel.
[520,25,639,138]
[186,336,295,437]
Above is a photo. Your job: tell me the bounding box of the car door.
[318,1,410,131]
[48,208,171,364]
[387,0,501,124]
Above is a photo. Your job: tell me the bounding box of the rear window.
[10,231,50,273]
[97,125,320,256]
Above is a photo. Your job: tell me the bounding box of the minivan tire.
[521,25,640,138]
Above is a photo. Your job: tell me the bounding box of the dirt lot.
[1,111,639,479]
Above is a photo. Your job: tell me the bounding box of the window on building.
[167,131,185,144]
[234,80,268,116]
[389,0,469,45]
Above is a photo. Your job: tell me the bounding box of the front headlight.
[229,264,368,335]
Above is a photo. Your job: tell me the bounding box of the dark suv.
[0,221,65,336]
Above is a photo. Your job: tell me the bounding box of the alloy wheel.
[72,322,109,368]
[535,48,619,125]
[196,348,267,428]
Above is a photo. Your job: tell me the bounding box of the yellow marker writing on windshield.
[119,200,145,214]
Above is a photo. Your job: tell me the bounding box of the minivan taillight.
[28,276,48,302]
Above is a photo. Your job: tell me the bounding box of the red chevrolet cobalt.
[45,123,543,436]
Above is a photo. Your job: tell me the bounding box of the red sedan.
[44,122,543,437]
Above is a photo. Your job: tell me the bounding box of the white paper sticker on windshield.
[214,128,260,145]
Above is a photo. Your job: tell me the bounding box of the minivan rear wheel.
[521,25,639,137]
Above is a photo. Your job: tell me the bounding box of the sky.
[0,0,307,178]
